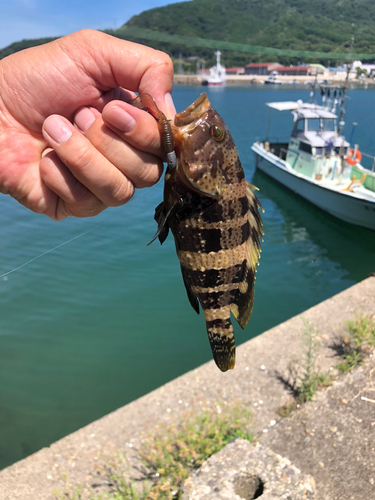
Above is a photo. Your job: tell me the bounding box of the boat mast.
[214,50,221,67]
[337,37,354,136]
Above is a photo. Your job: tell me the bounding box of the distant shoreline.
[173,73,375,87]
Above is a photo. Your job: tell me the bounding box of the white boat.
[251,94,375,231]
[206,50,226,87]
[264,71,283,85]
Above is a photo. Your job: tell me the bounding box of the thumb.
[60,30,174,115]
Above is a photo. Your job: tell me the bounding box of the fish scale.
[137,92,263,372]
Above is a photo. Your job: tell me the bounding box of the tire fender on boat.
[346,148,362,165]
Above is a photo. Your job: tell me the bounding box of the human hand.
[0,29,175,220]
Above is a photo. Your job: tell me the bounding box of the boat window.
[306,118,336,132]
[315,147,323,156]
[292,119,305,136]
[322,119,335,131]
[299,141,312,154]
[307,119,321,131]
[334,147,348,155]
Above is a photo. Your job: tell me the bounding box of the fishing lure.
[131,94,177,170]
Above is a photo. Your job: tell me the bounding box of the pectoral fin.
[148,199,184,246]
[147,202,170,246]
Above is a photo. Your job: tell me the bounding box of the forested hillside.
[1,0,375,67]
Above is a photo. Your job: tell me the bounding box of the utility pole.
[178,53,183,75]
[338,37,354,136]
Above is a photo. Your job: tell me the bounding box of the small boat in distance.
[206,50,226,87]
[264,71,283,85]
[251,86,375,231]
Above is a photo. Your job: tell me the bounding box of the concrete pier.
[0,277,374,500]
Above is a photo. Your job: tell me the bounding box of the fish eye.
[210,124,225,142]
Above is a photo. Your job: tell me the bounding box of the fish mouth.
[174,93,211,127]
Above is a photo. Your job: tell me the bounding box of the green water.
[0,86,374,469]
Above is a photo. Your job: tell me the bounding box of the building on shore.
[272,65,313,76]
[225,67,245,75]
[245,63,321,76]
[244,62,280,75]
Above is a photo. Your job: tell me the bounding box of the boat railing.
[279,147,288,160]
[359,151,375,172]
[264,140,289,161]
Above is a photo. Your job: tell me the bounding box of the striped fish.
[151,93,263,372]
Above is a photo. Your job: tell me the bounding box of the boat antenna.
[337,36,354,136]
[312,73,318,104]
[349,122,358,144]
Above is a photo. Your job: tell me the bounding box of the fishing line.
[0,168,165,280]
[0,183,162,280]
[0,220,108,279]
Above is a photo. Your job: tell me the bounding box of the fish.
[132,93,263,372]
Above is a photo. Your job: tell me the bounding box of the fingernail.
[165,92,176,119]
[43,116,72,144]
[74,107,96,132]
[106,106,136,133]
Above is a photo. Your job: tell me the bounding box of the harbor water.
[1,85,374,469]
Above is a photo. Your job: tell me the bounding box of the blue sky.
[0,0,187,50]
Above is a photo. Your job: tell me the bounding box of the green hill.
[2,0,375,67]
[119,0,375,66]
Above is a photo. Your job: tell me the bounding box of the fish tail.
[205,317,236,372]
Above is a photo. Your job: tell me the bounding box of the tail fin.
[206,318,236,372]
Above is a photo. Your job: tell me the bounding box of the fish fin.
[180,265,200,315]
[231,266,256,329]
[147,202,170,246]
[148,199,184,246]
[205,318,236,372]
[232,183,263,329]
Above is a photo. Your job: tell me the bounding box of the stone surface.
[260,355,375,500]
[183,439,315,500]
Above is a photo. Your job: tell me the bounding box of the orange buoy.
[346,148,362,165]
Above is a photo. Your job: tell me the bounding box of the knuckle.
[155,51,174,74]
[108,177,135,206]
[66,200,105,218]
[70,144,94,172]
[136,161,163,188]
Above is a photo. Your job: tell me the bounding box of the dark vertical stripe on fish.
[175,221,251,253]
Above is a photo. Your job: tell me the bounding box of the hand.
[0,29,175,220]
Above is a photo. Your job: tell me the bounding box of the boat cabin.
[265,101,349,180]
[251,95,375,231]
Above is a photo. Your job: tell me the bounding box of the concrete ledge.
[0,277,374,500]
[173,74,375,86]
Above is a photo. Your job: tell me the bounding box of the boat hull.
[252,143,375,231]
[208,81,226,87]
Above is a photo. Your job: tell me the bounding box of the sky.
[0,0,187,50]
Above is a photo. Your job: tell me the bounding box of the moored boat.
[251,90,375,231]
[264,71,283,85]
[206,50,226,87]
